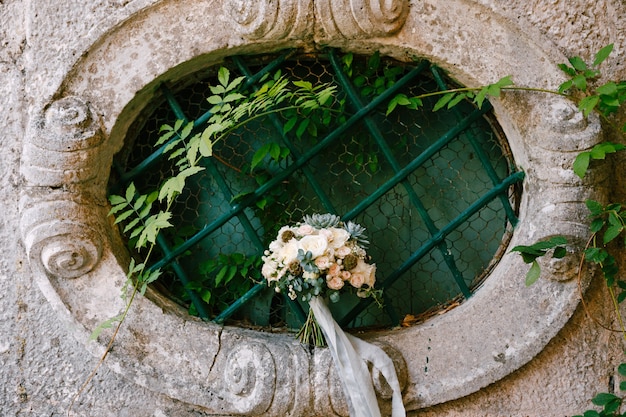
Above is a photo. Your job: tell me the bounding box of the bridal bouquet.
[261,213,379,345]
[262,214,405,417]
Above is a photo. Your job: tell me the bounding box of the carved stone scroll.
[315,0,409,39]
[22,96,105,186]
[19,195,104,279]
[225,0,313,40]
[210,339,276,415]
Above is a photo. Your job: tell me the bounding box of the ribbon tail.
[346,333,406,417]
[309,297,405,417]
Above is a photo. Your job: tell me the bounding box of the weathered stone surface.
[2,1,626,416]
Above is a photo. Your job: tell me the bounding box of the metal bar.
[150,63,429,271]
[430,67,519,226]
[119,51,295,186]
[338,170,525,326]
[231,55,338,213]
[328,50,472,305]
[342,105,491,221]
[154,234,211,320]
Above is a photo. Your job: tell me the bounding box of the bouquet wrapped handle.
[309,297,406,417]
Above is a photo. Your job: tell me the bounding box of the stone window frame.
[18,1,604,415]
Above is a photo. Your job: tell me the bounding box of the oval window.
[109,50,522,331]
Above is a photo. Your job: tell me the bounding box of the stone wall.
[1,1,625,416]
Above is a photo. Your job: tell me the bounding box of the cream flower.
[328,263,341,277]
[351,258,376,288]
[314,255,332,270]
[327,275,345,290]
[350,272,365,288]
[335,245,351,258]
[329,227,350,249]
[297,224,315,236]
[298,234,329,259]
[261,261,277,281]
[277,240,300,265]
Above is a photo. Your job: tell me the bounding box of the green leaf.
[578,95,599,116]
[215,265,229,286]
[89,313,123,341]
[591,392,619,406]
[596,81,618,96]
[113,209,134,225]
[293,80,313,91]
[125,183,137,203]
[296,119,310,139]
[553,246,567,259]
[108,202,128,216]
[573,151,591,178]
[180,121,194,139]
[558,79,574,94]
[590,218,605,233]
[447,92,467,109]
[218,67,230,87]
[572,74,588,91]
[251,143,271,172]
[582,411,600,417]
[593,44,614,67]
[584,247,608,263]
[569,56,588,72]
[284,117,298,134]
[558,63,577,77]
[603,224,623,244]
[109,194,127,206]
[617,362,626,377]
[585,199,604,216]
[433,93,455,112]
[123,218,141,234]
[525,260,541,286]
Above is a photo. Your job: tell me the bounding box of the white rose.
[329,227,351,249]
[298,235,328,259]
[277,240,300,265]
[318,228,333,242]
[261,261,276,280]
[268,239,284,253]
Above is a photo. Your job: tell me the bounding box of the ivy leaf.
[433,92,455,112]
[89,313,123,341]
[593,43,614,67]
[137,212,172,247]
[525,260,541,286]
[125,183,137,204]
[572,74,588,91]
[218,67,230,87]
[603,223,623,245]
[108,194,127,206]
[572,152,591,178]
[585,199,604,216]
[113,209,134,225]
[578,95,599,116]
[568,56,588,72]
[591,392,619,406]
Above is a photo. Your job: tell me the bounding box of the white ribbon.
[309,297,406,417]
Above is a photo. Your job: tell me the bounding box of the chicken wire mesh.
[110,50,521,331]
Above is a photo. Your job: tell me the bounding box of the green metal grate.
[110,49,523,330]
